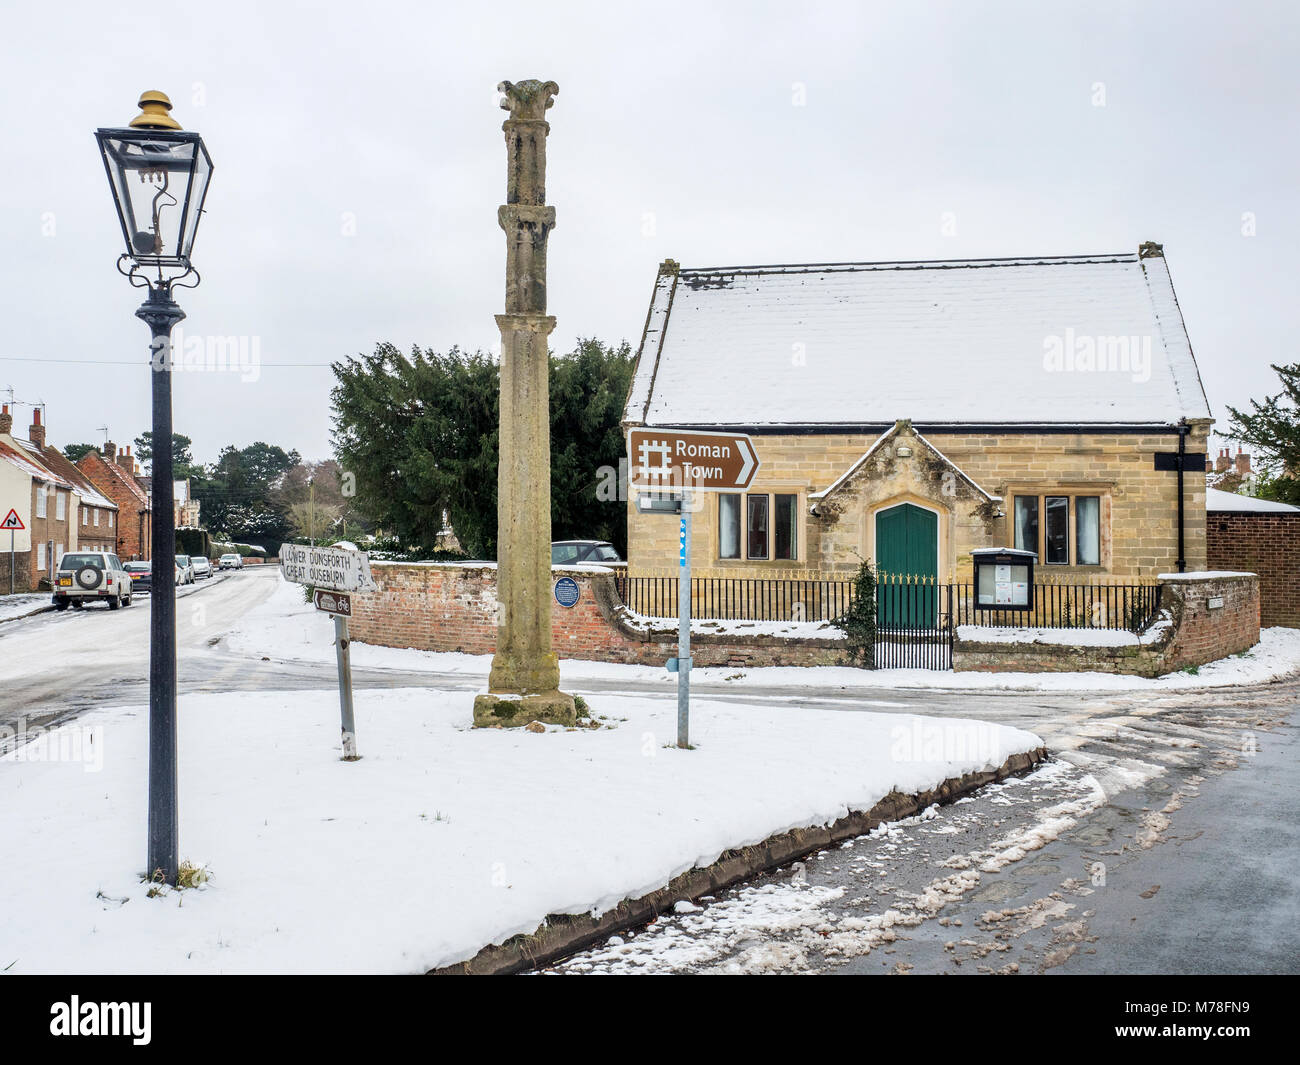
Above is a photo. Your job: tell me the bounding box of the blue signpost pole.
[677,490,691,748]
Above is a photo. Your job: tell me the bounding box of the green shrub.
[834,558,878,668]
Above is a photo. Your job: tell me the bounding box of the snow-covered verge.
[956,622,1175,648]
[225,575,1300,693]
[0,689,1040,974]
[0,593,50,624]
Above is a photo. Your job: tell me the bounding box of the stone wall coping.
[370,559,498,570]
[368,560,615,576]
[1157,570,1257,582]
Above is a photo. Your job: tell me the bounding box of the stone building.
[623,244,1213,583]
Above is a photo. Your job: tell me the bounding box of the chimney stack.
[104,440,117,461]
[29,408,45,449]
[1235,447,1252,476]
[1215,448,1230,473]
[0,404,11,436]
[117,444,134,472]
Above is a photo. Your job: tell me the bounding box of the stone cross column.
[473,79,576,728]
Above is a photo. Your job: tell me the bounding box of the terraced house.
[623,243,1212,590]
[0,406,117,590]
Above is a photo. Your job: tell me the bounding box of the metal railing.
[613,572,1162,633]
[613,574,855,623]
[952,580,1162,633]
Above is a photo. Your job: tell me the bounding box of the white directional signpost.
[628,428,760,748]
[2,509,25,596]
[280,542,376,760]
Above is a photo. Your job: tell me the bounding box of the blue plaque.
[553,576,581,608]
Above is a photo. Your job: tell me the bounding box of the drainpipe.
[1176,419,1187,573]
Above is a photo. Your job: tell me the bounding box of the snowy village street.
[2,565,1295,975]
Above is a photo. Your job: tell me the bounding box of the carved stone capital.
[498,204,556,233]
[495,313,557,336]
[498,79,558,124]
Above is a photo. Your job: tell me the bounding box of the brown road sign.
[313,589,353,617]
[628,428,759,492]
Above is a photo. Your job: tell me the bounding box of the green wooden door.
[875,504,938,627]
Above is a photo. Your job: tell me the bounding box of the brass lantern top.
[129,91,183,131]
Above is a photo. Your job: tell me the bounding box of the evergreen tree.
[329,339,634,559]
[1226,362,1300,504]
[550,338,635,555]
[61,443,97,463]
[834,558,879,668]
[133,432,197,478]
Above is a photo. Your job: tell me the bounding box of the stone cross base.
[473,689,578,729]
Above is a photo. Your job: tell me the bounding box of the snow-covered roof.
[1205,487,1300,514]
[0,440,74,489]
[626,247,1212,430]
[32,444,119,511]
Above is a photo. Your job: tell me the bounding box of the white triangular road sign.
[0,509,24,531]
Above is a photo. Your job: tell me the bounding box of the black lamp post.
[95,91,213,885]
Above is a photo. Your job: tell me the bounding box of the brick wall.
[348,562,848,669]
[1207,512,1300,628]
[953,572,1260,676]
[76,452,151,560]
[0,552,33,595]
[350,563,1257,677]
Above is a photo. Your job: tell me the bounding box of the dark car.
[551,540,623,565]
[123,561,153,593]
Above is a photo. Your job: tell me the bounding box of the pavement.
[3,565,1297,974]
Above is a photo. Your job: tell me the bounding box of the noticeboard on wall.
[972,548,1036,611]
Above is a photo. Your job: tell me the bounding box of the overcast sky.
[1,0,1295,465]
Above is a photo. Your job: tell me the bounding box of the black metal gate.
[874,576,953,670]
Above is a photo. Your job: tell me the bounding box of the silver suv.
[53,551,134,610]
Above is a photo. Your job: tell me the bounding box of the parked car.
[551,540,623,565]
[191,556,213,579]
[218,553,243,570]
[52,551,134,610]
[123,560,153,593]
[175,555,195,584]
[174,560,185,586]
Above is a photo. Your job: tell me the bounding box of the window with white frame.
[719,495,740,559]
[93,509,100,527]
[719,492,800,561]
[108,511,114,528]
[81,508,88,526]
[35,488,46,519]
[1013,493,1104,566]
[55,491,65,521]
[36,542,45,571]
